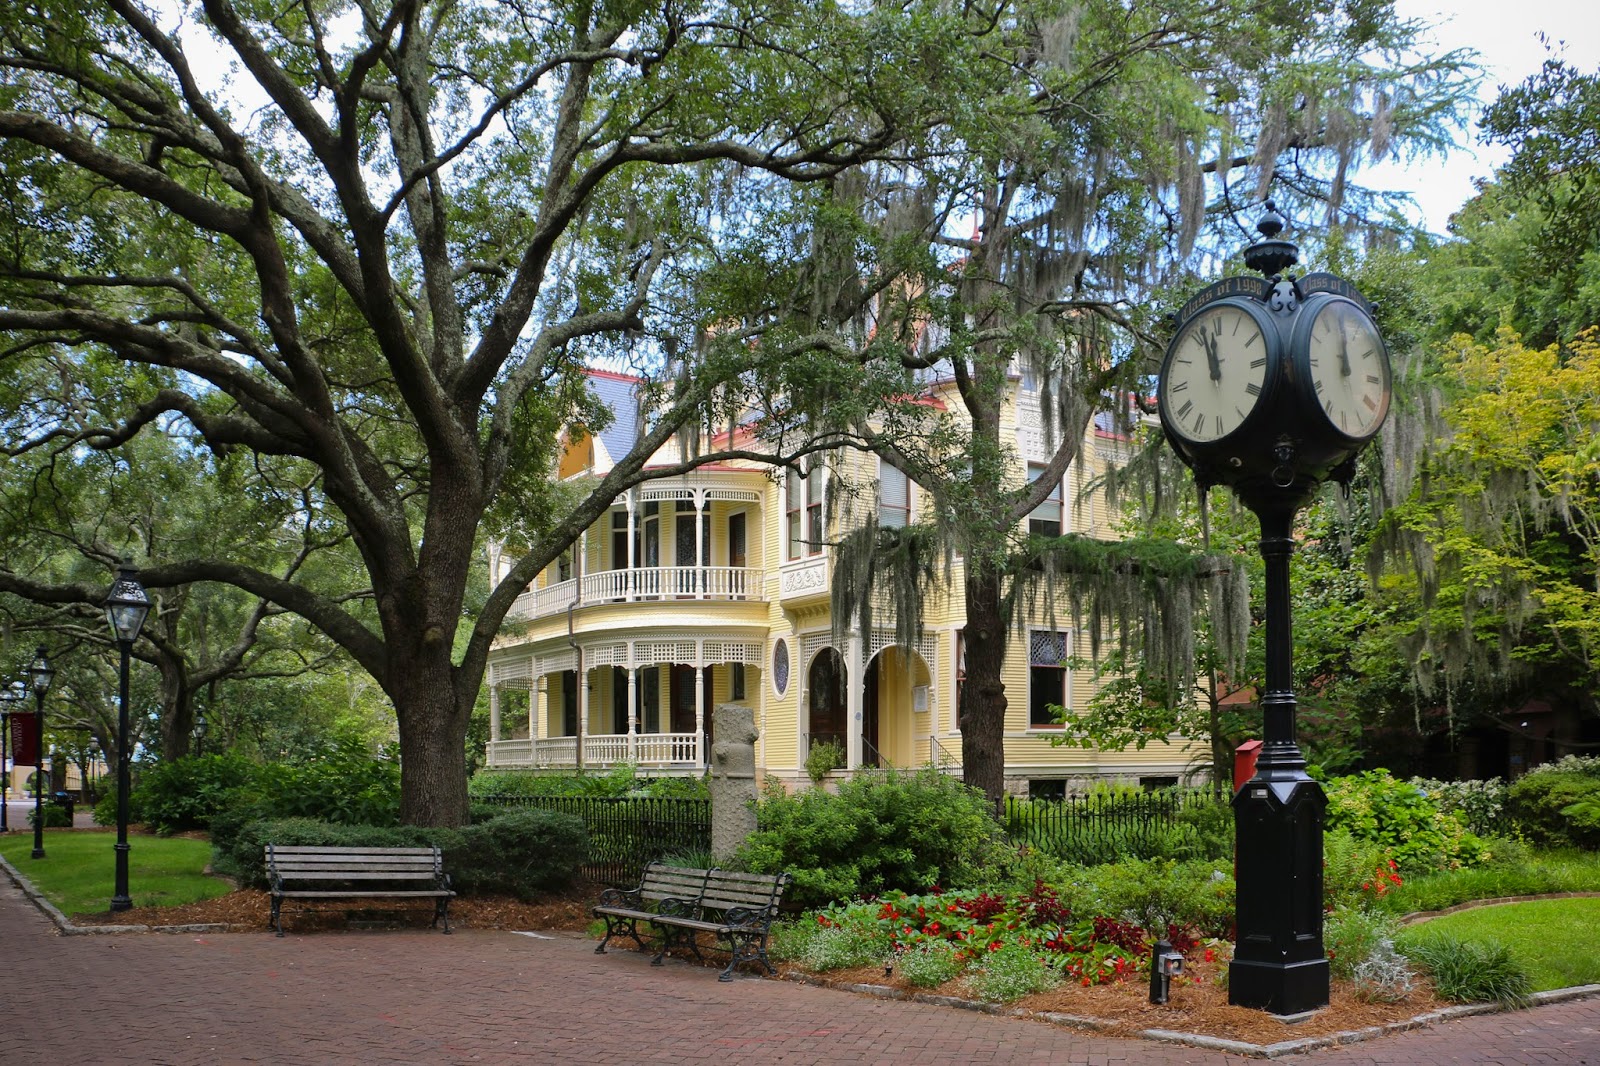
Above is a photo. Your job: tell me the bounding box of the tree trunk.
[960,562,1009,809]
[157,656,194,762]
[392,664,473,827]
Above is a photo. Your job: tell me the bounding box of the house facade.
[481,369,1207,795]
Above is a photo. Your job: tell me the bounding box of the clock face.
[1304,299,1390,440]
[1160,303,1270,444]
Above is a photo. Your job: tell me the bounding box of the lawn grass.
[1379,847,1600,916]
[1401,897,1600,993]
[0,829,232,917]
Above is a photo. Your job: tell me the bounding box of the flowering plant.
[811,883,1169,989]
[1360,859,1404,899]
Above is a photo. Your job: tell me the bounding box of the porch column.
[626,490,636,601]
[846,633,864,770]
[627,652,638,762]
[694,662,706,767]
[534,676,547,740]
[488,685,501,744]
[695,490,706,600]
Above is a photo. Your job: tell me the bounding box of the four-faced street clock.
[1157,207,1392,507]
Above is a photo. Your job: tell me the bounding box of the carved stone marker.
[709,704,759,862]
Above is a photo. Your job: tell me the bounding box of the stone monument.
[708,703,759,862]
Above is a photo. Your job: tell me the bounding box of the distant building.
[482,367,1205,795]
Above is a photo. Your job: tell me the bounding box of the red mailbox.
[1234,739,1263,793]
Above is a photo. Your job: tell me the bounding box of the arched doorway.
[864,644,933,768]
[807,648,847,756]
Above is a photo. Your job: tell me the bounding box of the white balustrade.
[508,567,762,621]
[486,732,705,770]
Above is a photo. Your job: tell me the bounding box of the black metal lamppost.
[105,562,151,912]
[194,712,207,758]
[0,679,23,833]
[28,647,54,859]
[1157,203,1393,1016]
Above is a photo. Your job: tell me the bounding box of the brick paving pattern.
[2,877,1597,1064]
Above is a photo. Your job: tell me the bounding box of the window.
[638,667,660,733]
[1027,462,1063,538]
[1028,631,1069,727]
[556,550,573,583]
[611,510,628,570]
[879,460,910,528]
[730,662,746,701]
[955,629,966,713]
[1029,779,1067,801]
[611,667,629,734]
[560,669,578,736]
[785,463,824,559]
[1140,775,1179,791]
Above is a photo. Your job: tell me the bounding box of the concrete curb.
[0,852,233,936]
[788,970,1600,1059]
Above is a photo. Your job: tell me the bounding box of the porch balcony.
[486,731,705,771]
[507,566,765,622]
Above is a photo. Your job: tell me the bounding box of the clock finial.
[1243,200,1299,278]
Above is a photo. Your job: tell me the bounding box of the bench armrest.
[656,896,697,920]
[597,886,642,910]
[718,904,777,932]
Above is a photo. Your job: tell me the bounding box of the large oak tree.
[0,0,987,824]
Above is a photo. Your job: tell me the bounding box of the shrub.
[1397,933,1532,1007]
[1409,776,1507,837]
[469,765,709,800]
[444,808,587,898]
[120,752,258,835]
[804,740,846,784]
[1507,758,1600,849]
[213,810,585,899]
[965,942,1061,1002]
[1061,859,1235,938]
[1324,905,1401,980]
[738,769,1004,908]
[1323,770,1489,871]
[213,817,436,887]
[27,803,72,829]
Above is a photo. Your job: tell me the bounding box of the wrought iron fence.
[1001,788,1231,863]
[476,794,711,886]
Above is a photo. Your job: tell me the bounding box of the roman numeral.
[1192,412,1205,435]
[1170,380,1189,392]
[1363,395,1378,411]
[1245,383,1261,397]
[1366,374,1381,384]
[1214,415,1224,435]
[1250,357,1265,368]
[1243,333,1258,347]
[1314,378,1325,392]
[1177,399,1194,418]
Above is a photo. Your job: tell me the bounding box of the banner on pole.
[10,713,40,767]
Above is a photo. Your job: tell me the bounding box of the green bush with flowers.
[1322,769,1490,872]
[781,881,1225,1002]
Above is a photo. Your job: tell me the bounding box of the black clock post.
[1157,203,1392,1016]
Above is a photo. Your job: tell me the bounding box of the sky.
[1365,0,1600,234]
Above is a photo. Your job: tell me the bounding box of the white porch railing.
[486,732,703,770]
[506,566,764,621]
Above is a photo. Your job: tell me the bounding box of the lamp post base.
[111,841,132,911]
[1228,956,1331,1016]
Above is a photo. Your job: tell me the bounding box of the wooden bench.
[592,862,790,981]
[265,844,455,937]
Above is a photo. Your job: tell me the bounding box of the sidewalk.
[1,869,1596,1064]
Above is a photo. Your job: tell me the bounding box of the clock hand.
[1204,321,1222,382]
[1337,322,1352,378]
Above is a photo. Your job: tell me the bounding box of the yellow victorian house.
[482,367,1206,796]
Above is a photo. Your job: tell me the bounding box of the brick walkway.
[2,878,1596,1064]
